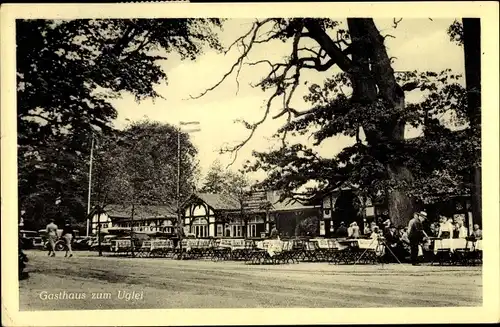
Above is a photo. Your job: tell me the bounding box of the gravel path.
[19,250,482,310]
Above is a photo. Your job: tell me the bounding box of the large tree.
[196,18,473,227]
[17,19,222,228]
[93,120,199,210]
[200,160,248,196]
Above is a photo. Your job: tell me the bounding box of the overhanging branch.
[188,19,273,100]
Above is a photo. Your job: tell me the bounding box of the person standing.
[348,222,360,239]
[46,219,58,257]
[407,211,428,266]
[62,221,74,257]
[437,216,453,239]
[270,224,279,239]
[455,218,468,239]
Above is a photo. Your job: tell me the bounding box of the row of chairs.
[107,237,482,266]
[106,238,385,265]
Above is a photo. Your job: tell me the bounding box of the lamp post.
[177,121,200,257]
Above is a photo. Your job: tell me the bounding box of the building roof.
[104,204,177,221]
[187,191,318,213]
[194,193,241,211]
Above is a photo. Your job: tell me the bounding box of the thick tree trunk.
[462,18,482,225]
[304,18,417,227]
[386,164,416,228]
[348,19,416,227]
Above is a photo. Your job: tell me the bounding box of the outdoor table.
[336,238,384,264]
[110,239,133,256]
[433,238,474,254]
[256,239,284,257]
[309,238,340,262]
[150,239,174,257]
[432,238,482,265]
[251,239,286,264]
[216,239,247,260]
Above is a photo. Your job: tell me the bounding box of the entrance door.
[333,191,363,233]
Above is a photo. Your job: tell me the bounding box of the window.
[194,217,207,224]
[248,224,257,238]
[194,225,209,238]
[217,225,223,237]
[231,225,243,237]
[249,216,264,224]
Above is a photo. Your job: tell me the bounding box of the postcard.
[1,1,499,326]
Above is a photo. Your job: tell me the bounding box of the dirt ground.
[19,250,482,310]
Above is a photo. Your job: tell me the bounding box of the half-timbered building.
[91,204,177,235]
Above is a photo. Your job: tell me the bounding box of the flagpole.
[177,121,201,251]
[177,125,181,236]
[86,134,95,237]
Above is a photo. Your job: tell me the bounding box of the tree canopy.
[92,120,199,210]
[200,160,249,199]
[17,18,223,229]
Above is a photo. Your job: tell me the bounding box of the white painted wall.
[91,213,112,234]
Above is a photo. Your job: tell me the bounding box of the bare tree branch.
[393,18,403,29]
[189,19,273,100]
[224,22,256,55]
[223,91,280,167]
[207,19,358,166]
[235,60,244,95]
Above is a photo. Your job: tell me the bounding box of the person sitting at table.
[382,219,392,234]
[363,222,371,235]
[429,223,438,237]
[399,227,409,243]
[383,225,400,262]
[335,221,348,238]
[472,224,482,240]
[370,226,380,239]
[437,216,453,239]
[397,227,411,261]
[348,222,360,239]
[385,225,399,246]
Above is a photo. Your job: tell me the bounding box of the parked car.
[19,230,44,249]
[73,236,94,251]
[90,235,116,252]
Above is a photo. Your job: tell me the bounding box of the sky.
[108,18,465,185]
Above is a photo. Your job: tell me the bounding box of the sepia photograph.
[1,2,499,326]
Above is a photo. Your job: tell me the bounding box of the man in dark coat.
[407,211,428,266]
[335,222,348,238]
